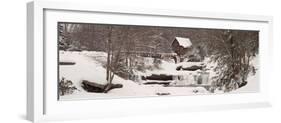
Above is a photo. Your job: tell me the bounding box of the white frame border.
[27,0,273,122]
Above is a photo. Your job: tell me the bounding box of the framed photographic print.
[27,0,273,122]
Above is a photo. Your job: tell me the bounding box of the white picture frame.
[27,0,273,122]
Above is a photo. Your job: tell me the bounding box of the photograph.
[58,22,259,100]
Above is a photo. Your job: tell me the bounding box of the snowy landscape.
[58,22,259,100]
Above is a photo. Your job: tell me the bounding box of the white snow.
[233,56,259,93]
[138,59,203,76]
[59,50,259,100]
[177,62,205,68]
[175,37,192,48]
[59,51,209,100]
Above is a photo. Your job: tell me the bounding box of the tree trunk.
[106,27,112,81]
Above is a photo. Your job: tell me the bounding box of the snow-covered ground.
[59,51,259,100]
[233,56,259,93]
[59,51,210,100]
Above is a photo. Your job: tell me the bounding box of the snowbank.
[59,51,210,100]
[59,51,259,100]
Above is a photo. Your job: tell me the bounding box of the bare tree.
[104,26,125,93]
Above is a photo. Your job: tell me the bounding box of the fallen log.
[176,65,204,71]
[81,80,123,93]
[156,92,170,96]
[143,81,171,85]
[144,74,173,81]
[59,62,76,65]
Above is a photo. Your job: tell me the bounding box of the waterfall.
[173,72,210,86]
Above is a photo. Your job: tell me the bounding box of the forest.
[58,22,259,99]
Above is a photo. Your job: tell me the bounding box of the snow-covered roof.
[175,37,192,48]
